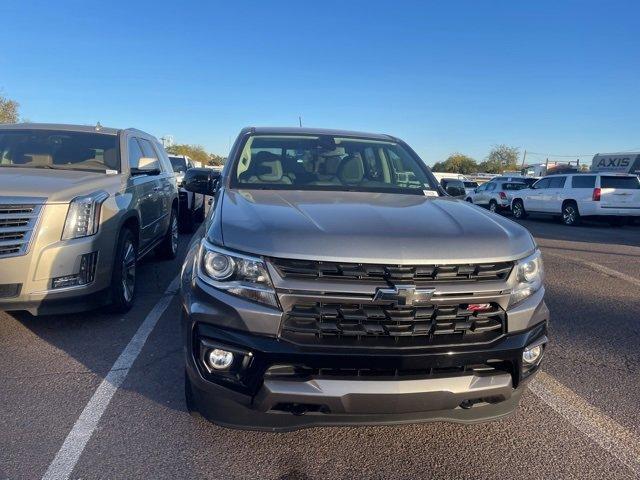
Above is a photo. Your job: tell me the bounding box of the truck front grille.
[281,301,506,347]
[0,203,43,259]
[271,258,513,283]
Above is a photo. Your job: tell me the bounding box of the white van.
[510,173,640,225]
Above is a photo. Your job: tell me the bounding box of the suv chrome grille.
[271,258,513,283]
[0,203,43,259]
[281,301,506,347]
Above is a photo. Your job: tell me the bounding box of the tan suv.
[0,123,179,315]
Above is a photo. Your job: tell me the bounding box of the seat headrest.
[338,154,364,185]
[250,151,284,181]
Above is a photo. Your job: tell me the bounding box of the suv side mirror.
[131,157,161,176]
[184,168,220,196]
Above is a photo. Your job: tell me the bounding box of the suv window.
[487,183,496,191]
[0,129,120,172]
[571,175,596,188]
[549,176,566,188]
[533,178,551,189]
[600,176,640,189]
[127,137,144,169]
[138,138,161,171]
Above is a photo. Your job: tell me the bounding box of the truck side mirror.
[183,168,220,196]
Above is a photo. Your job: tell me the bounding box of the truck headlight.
[61,191,109,240]
[509,249,544,306]
[197,240,279,308]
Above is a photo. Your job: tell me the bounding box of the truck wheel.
[179,202,195,233]
[195,197,206,223]
[109,228,137,313]
[156,207,179,259]
[512,200,526,219]
[562,201,580,226]
[488,200,498,213]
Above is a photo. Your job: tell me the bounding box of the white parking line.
[543,250,640,287]
[41,277,180,480]
[529,372,640,475]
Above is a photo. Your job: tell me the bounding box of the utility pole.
[298,116,302,128]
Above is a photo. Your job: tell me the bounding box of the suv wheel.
[157,208,179,259]
[512,200,526,219]
[110,228,137,312]
[488,200,498,213]
[465,197,473,203]
[562,201,580,226]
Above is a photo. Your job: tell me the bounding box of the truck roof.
[241,126,397,141]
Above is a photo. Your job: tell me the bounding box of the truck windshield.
[0,129,119,172]
[231,135,438,194]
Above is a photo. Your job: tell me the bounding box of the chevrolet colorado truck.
[180,127,548,431]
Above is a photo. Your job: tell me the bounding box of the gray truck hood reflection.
[217,190,535,264]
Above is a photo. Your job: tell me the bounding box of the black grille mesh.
[271,258,513,283]
[282,302,505,347]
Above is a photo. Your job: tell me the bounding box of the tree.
[432,153,478,174]
[479,145,520,174]
[166,144,226,167]
[0,94,20,124]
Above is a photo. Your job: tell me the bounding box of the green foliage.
[479,145,520,173]
[0,94,20,124]
[166,144,225,167]
[432,153,478,174]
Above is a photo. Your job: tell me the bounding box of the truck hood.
[217,189,536,264]
[0,168,122,203]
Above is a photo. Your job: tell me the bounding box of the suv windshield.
[231,135,437,194]
[169,156,187,173]
[0,129,119,172]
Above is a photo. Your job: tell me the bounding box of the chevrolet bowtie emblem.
[373,285,435,306]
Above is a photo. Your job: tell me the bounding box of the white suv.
[510,173,640,226]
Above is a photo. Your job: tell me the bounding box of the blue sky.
[1,0,639,165]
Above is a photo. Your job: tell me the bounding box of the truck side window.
[138,138,161,171]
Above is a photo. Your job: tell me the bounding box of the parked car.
[439,178,467,198]
[511,173,640,226]
[0,123,179,315]
[488,176,539,187]
[466,181,528,213]
[180,126,548,431]
[463,180,479,196]
[168,154,206,232]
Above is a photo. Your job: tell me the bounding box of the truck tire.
[179,202,195,233]
[195,197,206,223]
[156,207,179,259]
[561,201,580,226]
[109,228,137,313]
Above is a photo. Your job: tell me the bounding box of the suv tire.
[512,199,526,219]
[488,200,498,213]
[562,201,580,226]
[157,207,179,259]
[110,228,137,313]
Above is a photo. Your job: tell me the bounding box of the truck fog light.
[207,349,234,370]
[523,345,543,365]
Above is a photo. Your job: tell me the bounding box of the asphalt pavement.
[1,216,640,479]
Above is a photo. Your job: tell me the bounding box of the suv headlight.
[62,191,109,240]
[509,249,544,306]
[197,240,278,308]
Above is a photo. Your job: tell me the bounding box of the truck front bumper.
[184,317,547,431]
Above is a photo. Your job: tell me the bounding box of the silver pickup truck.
[180,127,549,431]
